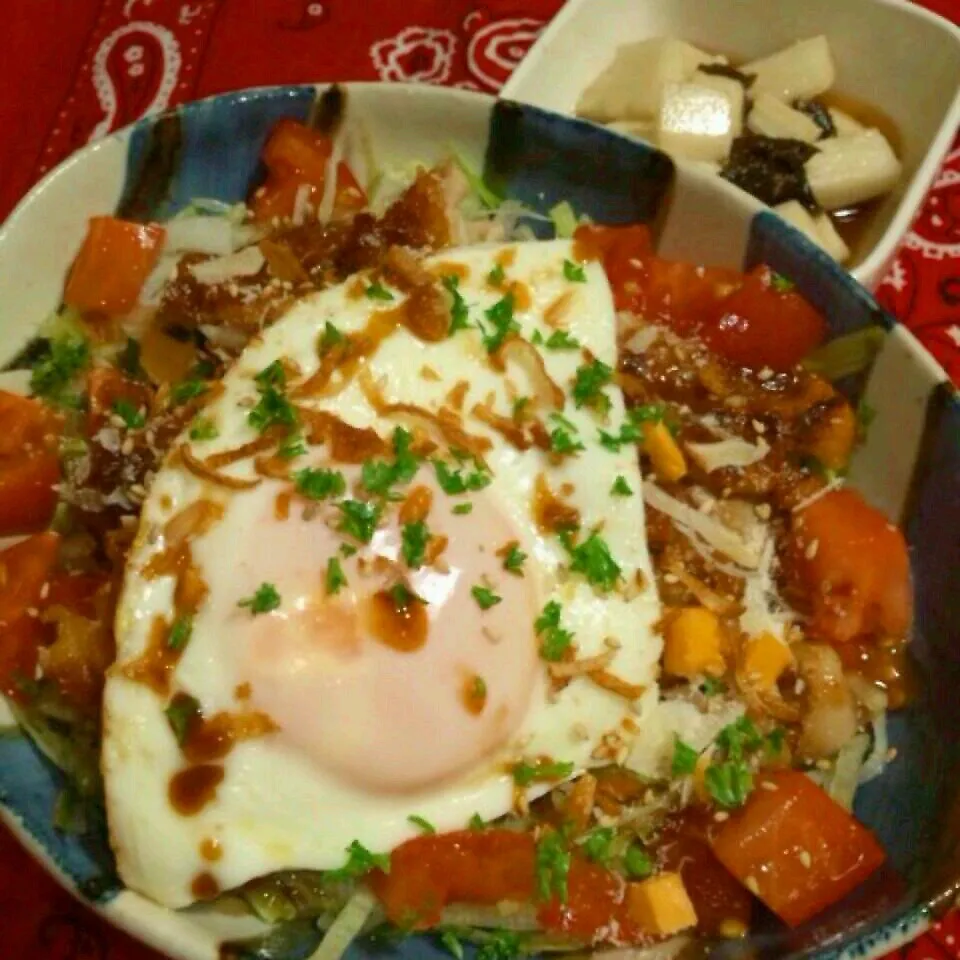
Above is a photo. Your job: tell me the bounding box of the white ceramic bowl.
[502,0,960,288]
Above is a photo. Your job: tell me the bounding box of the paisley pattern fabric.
[0,1,958,957]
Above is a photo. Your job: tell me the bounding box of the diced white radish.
[743,36,836,102]
[578,38,725,122]
[828,107,865,137]
[774,200,850,263]
[691,71,745,137]
[747,93,821,143]
[814,212,851,262]
[805,129,901,210]
[657,82,737,163]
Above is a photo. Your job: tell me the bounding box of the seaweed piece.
[794,98,837,139]
[699,62,756,89]
[721,135,820,211]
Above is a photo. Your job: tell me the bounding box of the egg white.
[104,239,664,908]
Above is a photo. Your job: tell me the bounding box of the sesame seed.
[757,367,774,381]
[745,875,760,895]
[26,607,39,618]
[714,811,730,822]
[794,678,806,695]
[121,437,135,456]
[804,538,819,560]
[752,419,766,435]
[886,747,898,761]
[754,503,772,520]
[798,849,812,868]
[761,780,778,792]
[39,582,50,600]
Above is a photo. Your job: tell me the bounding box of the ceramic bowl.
[502,0,960,289]
[0,82,958,960]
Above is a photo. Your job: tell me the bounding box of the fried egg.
[103,239,664,908]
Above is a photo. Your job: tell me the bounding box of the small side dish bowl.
[0,82,958,960]
[502,0,960,289]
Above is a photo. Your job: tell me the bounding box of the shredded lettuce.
[452,149,503,211]
[802,327,885,380]
[549,201,578,239]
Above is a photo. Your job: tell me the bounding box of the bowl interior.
[502,0,960,285]
[0,82,958,960]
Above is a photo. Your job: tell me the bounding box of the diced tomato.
[710,771,886,927]
[787,489,912,645]
[0,533,61,698]
[64,216,165,315]
[657,812,754,934]
[250,119,366,223]
[0,392,61,536]
[261,118,332,181]
[369,829,648,943]
[643,258,743,336]
[85,366,154,436]
[698,266,827,371]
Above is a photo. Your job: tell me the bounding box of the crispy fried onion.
[667,565,740,617]
[589,669,646,701]
[255,455,293,480]
[491,336,565,411]
[203,430,282,468]
[180,443,261,490]
[164,499,225,550]
[296,407,388,462]
[382,245,450,343]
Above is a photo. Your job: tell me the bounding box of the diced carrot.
[0,532,60,627]
[663,607,726,678]
[643,421,687,483]
[739,632,793,689]
[64,216,165,315]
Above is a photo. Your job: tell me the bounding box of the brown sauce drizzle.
[430,261,469,281]
[461,674,488,715]
[297,407,388,462]
[179,708,279,765]
[445,380,470,412]
[366,590,428,653]
[837,638,915,710]
[191,871,221,900]
[122,616,180,695]
[199,837,223,862]
[533,473,581,534]
[544,290,575,328]
[505,280,532,312]
[274,490,291,520]
[169,764,224,816]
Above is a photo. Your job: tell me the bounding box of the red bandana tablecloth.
[2,1,960,958]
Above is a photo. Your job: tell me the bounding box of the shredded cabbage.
[549,201,578,238]
[802,327,885,380]
[310,888,378,960]
[452,149,502,210]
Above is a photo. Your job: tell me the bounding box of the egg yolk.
[194,472,540,793]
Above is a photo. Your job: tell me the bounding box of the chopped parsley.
[705,761,754,810]
[338,499,383,543]
[442,275,471,336]
[388,582,419,610]
[572,358,613,413]
[278,431,307,459]
[502,544,526,575]
[771,272,795,293]
[362,427,420,498]
[610,475,633,496]
[544,330,581,350]
[408,814,436,834]
[237,583,281,614]
[452,502,473,515]
[511,758,575,787]
[717,716,765,759]
[581,827,614,864]
[562,259,587,283]
[623,845,654,879]
[478,292,519,354]
[319,321,345,355]
[112,398,145,429]
[167,616,193,652]
[433,458,491,495]
[189,417,219,442]
[512,396,530,420]
[401,520,430,569]
[468,813,487,830]
[326,840,390,881]
[671,737,699,776]
[488,263,506,286]
[530,329,545,345]
[599,421,641,452]
[254,359,286,390]
[248,385,297,433]
[564,531,622,592]
[365,281,394,301]
[340,543,358,558]
[766,727,787,757]
[171,377,208,406]
[440,932,465,960]
[475,931,523,960]
[30,335,90,406]
[548,412,585,456]
[165,693,200,745]
[857,399,877,440]
[325,557,347,595]
[471,676,487,699]
[535,830,570,903]
[471,585,502,610]
[294,467,346,501]
[535,601,574,662]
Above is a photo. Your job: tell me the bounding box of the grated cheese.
[685,436,770,473]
